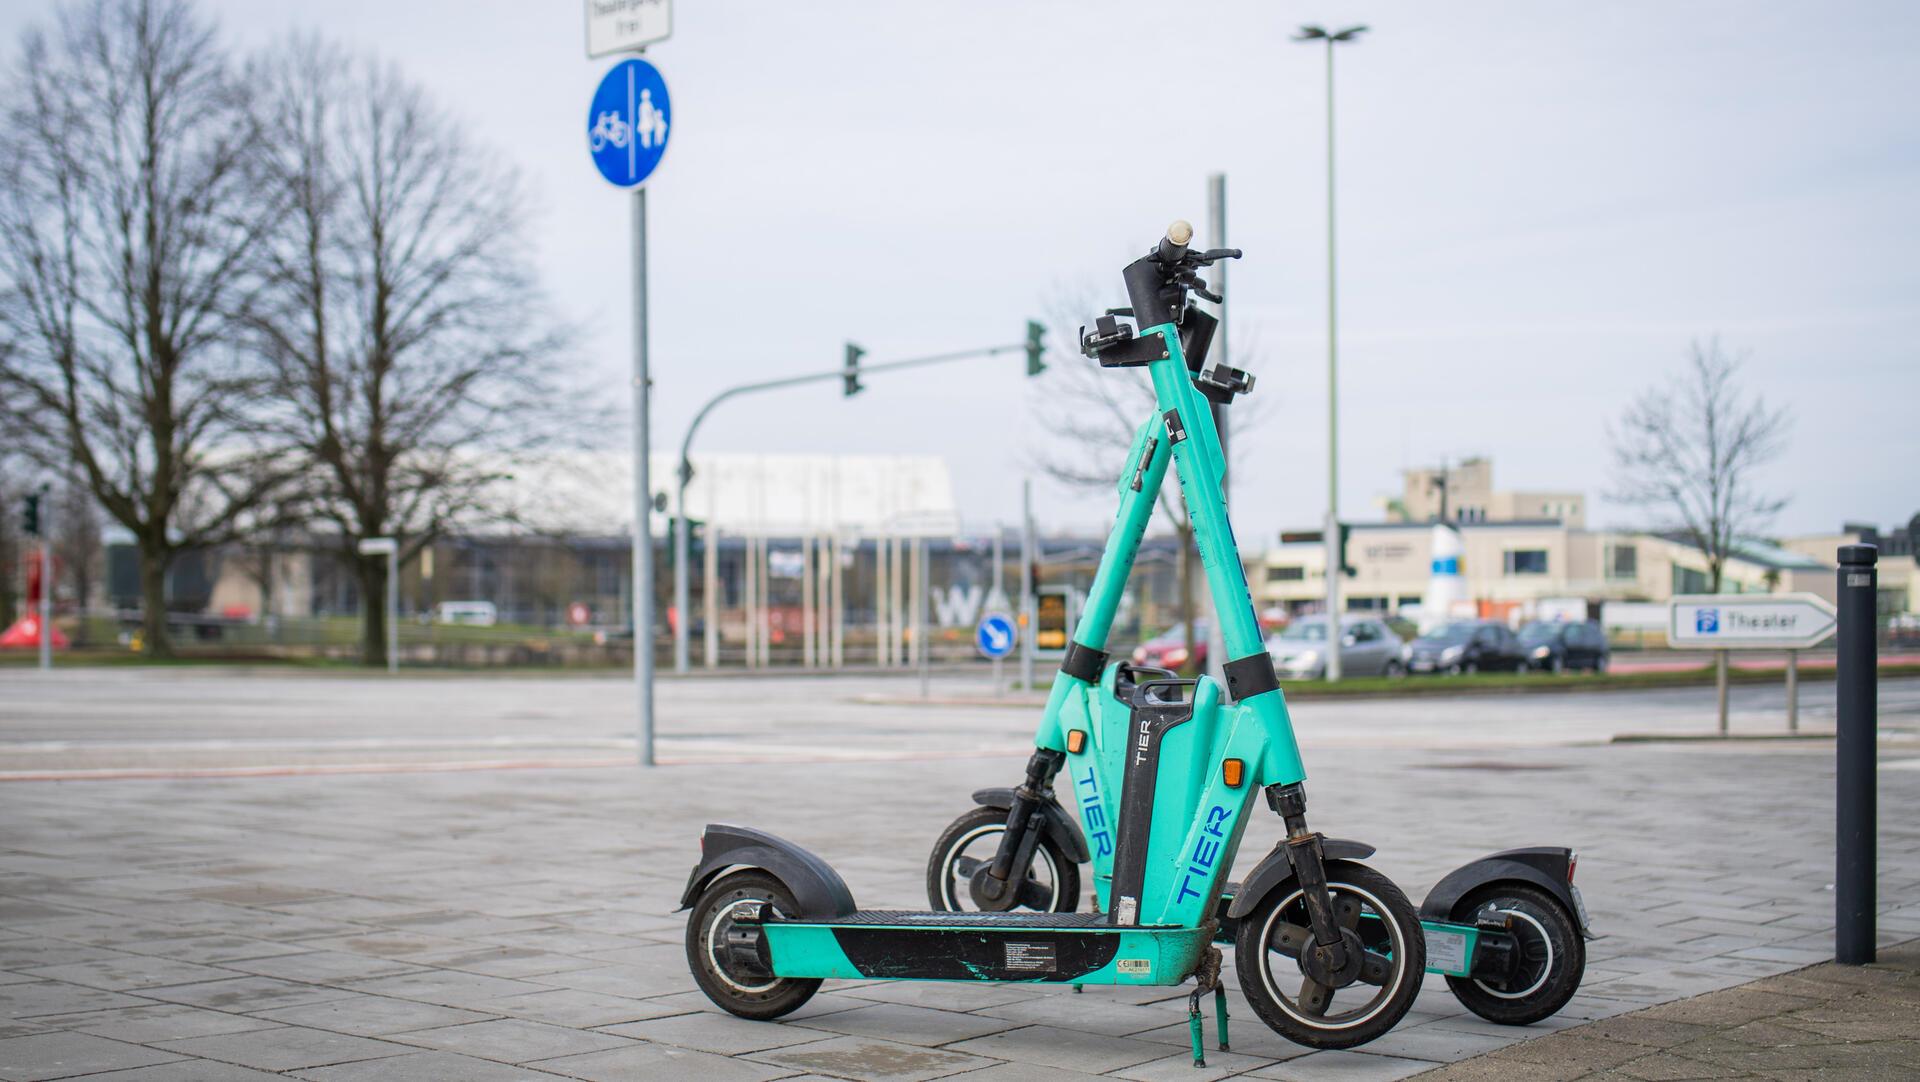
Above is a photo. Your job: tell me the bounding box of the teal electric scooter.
[682,224,1591,1059]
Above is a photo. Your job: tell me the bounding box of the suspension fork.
[1268,782,1352,973]
[977,748,1065,906]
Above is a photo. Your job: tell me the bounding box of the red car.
[1130,619,1210,671]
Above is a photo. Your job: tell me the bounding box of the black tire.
[926,806,1080,912]
[1384,660,1406,679]
[1464,660,1479,675]
[1234,861,1425,1050]
[1444,882,1584,1025]
[685,871,821,1020]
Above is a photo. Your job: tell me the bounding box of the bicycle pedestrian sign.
[976,611,1017,659]
[587,58,670,188]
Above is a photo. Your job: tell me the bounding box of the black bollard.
[1835,544,1877,965]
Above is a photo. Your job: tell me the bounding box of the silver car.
[1267,615,1406,679]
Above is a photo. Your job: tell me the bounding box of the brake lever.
[1189,283,1222,304]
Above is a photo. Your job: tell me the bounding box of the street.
[0,671,1917,1079]
[2,671,1916,777]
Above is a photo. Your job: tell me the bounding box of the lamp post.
[1294,23,1366,681]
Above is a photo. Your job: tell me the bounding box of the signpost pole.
[991,525,1005,694]
[631,185,655,766]
[1020,480,1035,692]
[1715,650,1728,736]
[1785,649,1798,733]
[1835,544,1877,965]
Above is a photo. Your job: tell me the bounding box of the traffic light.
[1024,320,1047,377]
[21,493,40,538]
[843,342,865,397]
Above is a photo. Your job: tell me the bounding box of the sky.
[4,0,1915,543]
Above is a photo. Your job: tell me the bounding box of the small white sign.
[1668,593,1837,650]
[585,0,672,58]
[1424,928,1469,976]
[357,537,398,557]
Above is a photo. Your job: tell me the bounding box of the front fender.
[678,824,857,919]
[1418,846,1591,938]
[971,787,1092,864]
[1223,838,1378,920]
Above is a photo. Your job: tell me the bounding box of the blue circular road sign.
[976,612,1017,659]
[587,58,671,188]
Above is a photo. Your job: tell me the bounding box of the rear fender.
[678,824,857,919]
[1222,838,1378,920]
[1418,846,1592,938]
[971,787,1093,864]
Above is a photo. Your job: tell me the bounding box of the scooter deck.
[760,909,1215,985]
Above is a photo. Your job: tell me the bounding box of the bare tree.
[1608,339,1792,592]
[246,37,575,666]
[1030,286,1264,673]
[0,0,292,656]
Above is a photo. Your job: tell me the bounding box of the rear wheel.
[1444,883,1584,1025]
[1384,660,1406,679]
[686,871,821,1020]
[1234,861,1425,1050]
[927,806,1080,912]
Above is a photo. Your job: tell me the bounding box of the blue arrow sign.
[976,612,1017,659]
[587,58,671,189]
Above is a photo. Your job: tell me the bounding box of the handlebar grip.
[1156,219,1194,262]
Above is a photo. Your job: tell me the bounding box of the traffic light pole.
[39,489,52,672]
[671,337,1040,673]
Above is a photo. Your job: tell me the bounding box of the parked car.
[1266,615,1405,679]
[1131,619,1209,671]
[1406,620,1528,674]
[1519,620,1611,673]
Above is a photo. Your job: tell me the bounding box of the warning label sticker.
[1425,928,1469,976]
[1004,941,1057,972]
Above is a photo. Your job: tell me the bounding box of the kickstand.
[1186,945,1224,1068]
[1186,988,1207,1068]
[1215,983,1230,1051]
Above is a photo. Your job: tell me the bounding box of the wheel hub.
[711,900,774,986]
[968,864,1021,912]
[1297,926,1367,988]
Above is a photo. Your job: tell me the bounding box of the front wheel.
[927,806,1080,912]
[685,871,821,1020]
[1234,861,1425,1050]
[1444,883,1584,1025]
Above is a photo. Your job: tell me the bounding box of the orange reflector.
[1223,759,1245,788]
[1067,730,1087,754]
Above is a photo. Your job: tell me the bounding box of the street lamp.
[1295,23,1366,681]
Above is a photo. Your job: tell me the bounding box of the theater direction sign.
[1668,593,1838,651]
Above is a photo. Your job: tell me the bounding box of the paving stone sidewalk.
[1,737,1916,1079]
[1416,937,1920,1080]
